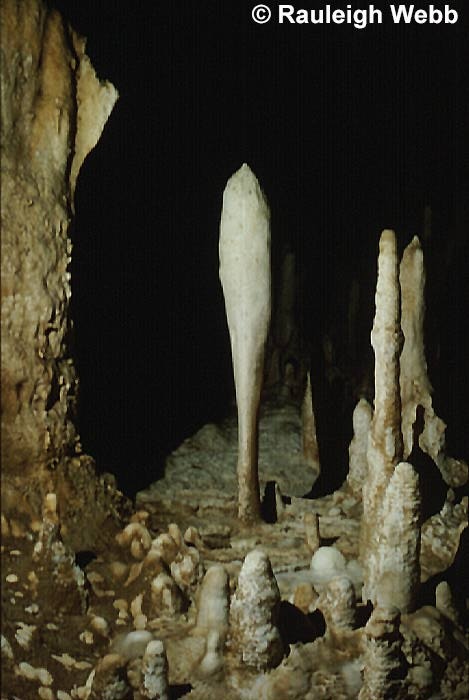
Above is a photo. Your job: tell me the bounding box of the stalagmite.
[375,462,421,613]
[361,230,403,604]
[229,549,284,671]
[435,581,459,625]
[400,236,468,487]
[399,236,431,459]
[318,575,357,634]
[195,565,230,675]
[304,512,320,553]
[195,565,229,633]
[301,372,321,475]
[1,0,117,486]
[139,640,169,700]
[358,606,407,700]
[347,398,373,497]
[219,163,271,522]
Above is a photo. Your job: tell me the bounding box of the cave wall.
[1,0,116,496]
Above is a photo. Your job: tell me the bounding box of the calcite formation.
[399,237,468,488]
[301,372,321,474]
[358,606,407,700]
[219,163,271,522]
[229,549,284,671]
[399,236,431,459]
[347,398,372,497]
[360,230,404,605]
[375,462,421,613]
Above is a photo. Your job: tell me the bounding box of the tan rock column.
[1,0,117,486]
[219,164,271,522]
[360,230,403,603]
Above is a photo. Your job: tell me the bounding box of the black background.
[51,1,468,496]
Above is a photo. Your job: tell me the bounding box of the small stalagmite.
[302,371,321,476]
[139,640,169,700]
[361,230,403,604]
[195,565,230,675]
[347,398,373,497]
[318,575,357,634]
[229,549,284,671]
[196,565,229,633]
[219,163,271,522]
[375,462,421,613]
[435,581,459,625]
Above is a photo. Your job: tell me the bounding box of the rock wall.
[1,0,117,488]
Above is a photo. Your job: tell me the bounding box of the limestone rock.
[1,0,117,486]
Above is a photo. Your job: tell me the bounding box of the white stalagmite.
[195,565,229,676]
[375,462,421,613]
[229,549,283,671]
[219,163,271,522]
[139,640,169,700]
[361,230,403,604]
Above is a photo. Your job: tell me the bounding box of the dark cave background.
[52,1,468,497]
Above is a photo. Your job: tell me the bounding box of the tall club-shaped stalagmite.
[219,164,271,522]
[361,230,404,604]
